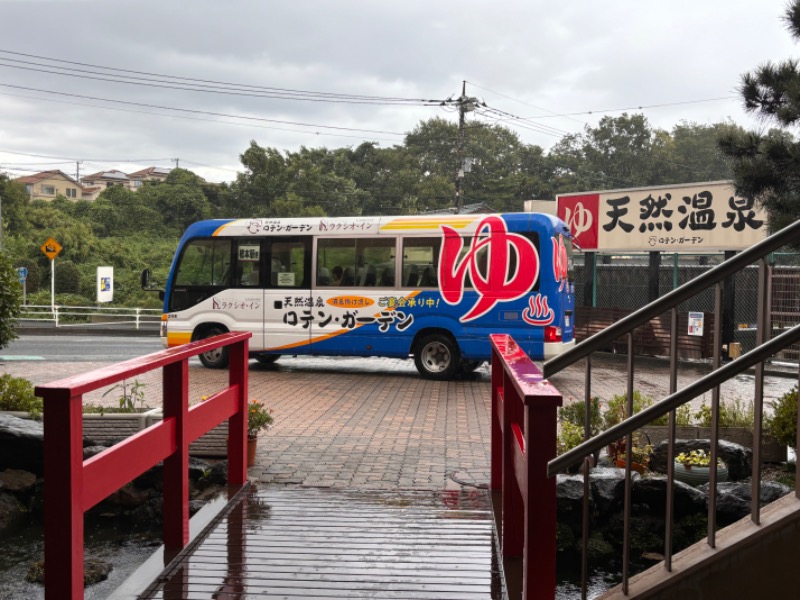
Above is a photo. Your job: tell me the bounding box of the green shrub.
[693,398,754,429]
[557,420,585,456]
[0,374,43,418]
[559,397,602,436]
[766,386,797,450]
[602,390,666,429]
[676,404,693,427]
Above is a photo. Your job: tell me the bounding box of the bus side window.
[379,266,395,287]
[241,263,260,286]
[406,265,419,286]
[402,237,437,288]
[420,265,436,287]
[270,258,284,285]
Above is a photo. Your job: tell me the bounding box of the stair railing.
[542,218,800,597]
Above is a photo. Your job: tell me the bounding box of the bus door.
[231,239,267,349]
[263,236,313,353]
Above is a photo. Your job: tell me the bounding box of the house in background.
[128,166,171,189]
[14,170,84,201]
[80,169,131,190]
[15,166,177,201]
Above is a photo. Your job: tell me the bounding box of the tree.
[0,251,21,349]
[718,0,800,233]
[548,113,667,192]
[0,175,30,237]
[228,142,291,215]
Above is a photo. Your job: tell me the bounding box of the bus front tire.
[197,327,230,369]
[414,334,460,380]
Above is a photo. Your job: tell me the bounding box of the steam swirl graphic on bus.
[439,215,539,323]
[522,294,553,326]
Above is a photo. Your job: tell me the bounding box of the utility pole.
[172,158,180,169]
[76,160,82,183]
[454,81,478,214]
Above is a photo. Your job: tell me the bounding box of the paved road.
[0,334,162,362]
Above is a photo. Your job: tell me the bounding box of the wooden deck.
[136,485,502,599]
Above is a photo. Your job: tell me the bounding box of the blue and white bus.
[142,213,576,379]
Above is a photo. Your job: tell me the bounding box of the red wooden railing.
[490,333,562,600]
[34,332,252,600]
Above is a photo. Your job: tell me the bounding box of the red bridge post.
[490,333,562,600]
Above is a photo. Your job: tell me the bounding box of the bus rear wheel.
[197,326,229,369]
[414,334,460,380]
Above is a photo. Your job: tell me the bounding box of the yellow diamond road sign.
[41,237,63,260]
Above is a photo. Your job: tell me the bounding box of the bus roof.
[180,213,566,240]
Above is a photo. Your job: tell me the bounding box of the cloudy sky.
[0,0,797,184]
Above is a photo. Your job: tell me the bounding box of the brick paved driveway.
[2,353,794,493]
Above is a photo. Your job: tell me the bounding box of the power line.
[0,49,443,106]
[466,80,588,126]
[0,83,409,137]
[467,79,738,121]
[0,89,403,145]
[543,96,739,119]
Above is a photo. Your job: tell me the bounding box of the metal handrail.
[540,218,800,597]
[547,322,800,476]
[543,218,800,378]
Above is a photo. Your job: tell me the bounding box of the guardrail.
[18,304,162,329]
[490,333,563,600]
[34,331,252,600]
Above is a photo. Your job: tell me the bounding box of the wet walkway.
[137,486,498,599]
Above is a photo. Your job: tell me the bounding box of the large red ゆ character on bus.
[439,216,539,323]
[553,235,569,292]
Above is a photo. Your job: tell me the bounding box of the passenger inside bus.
[318,267,331,286]
[331,266,343,285]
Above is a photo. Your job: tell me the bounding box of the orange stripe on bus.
[380,217,475,231]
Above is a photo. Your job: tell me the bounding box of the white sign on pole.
[97,266,114,303]
[688,312,704,337]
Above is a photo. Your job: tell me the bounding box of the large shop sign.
[556,181,768,253]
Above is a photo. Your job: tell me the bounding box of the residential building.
[80,169,131,190]
[128,166,171,189]
[14,170,84,201]
[15,165,177,202]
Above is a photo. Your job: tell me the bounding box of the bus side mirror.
[141,269,151,290]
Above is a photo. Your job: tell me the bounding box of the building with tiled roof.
[14,170,84,201]
[127,166,172,189]
[14,165,179,201]
[80,169,130,188]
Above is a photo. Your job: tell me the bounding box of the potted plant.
[611,431,653,474]
[601,391,660,473]
[246,400,273,466]
[674,449,728,485]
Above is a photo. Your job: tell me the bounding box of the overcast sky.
[0,0,797,185]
